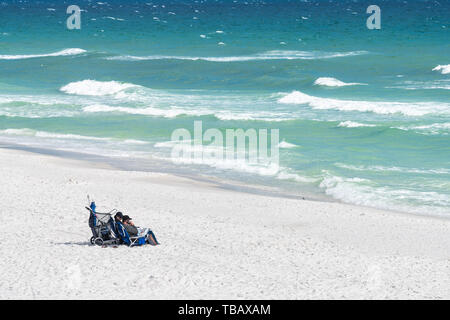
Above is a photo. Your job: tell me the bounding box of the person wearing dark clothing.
[122,217,139,236]
[122,215,160,245]
[114,212,124,222]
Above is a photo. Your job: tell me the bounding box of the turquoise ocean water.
[0,0,449,215]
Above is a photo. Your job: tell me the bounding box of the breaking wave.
[338,121,376,128]
[335,163,450,175]
[388,80,450,90]
[314,77,366,87]
[432,64,450,74]
[0,128,149,145]
[319,173,450,216]
[278,90,450,116]
[396,122,450,135]
[278,140,298,148]
[105,50,368,62]
[0,48,86,60]
[82,104,211,118]
[60,80,139,96]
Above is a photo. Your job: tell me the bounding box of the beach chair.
[115,221,147,247]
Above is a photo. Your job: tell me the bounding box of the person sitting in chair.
[114,212,123,223]
[122,215,160,245]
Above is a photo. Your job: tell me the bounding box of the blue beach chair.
[115,221,147,247]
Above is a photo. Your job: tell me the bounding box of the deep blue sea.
[0,0,449,215]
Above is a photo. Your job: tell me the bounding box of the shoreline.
[0,141,330,201]
[1,146,450,299]
[2,141,443,221]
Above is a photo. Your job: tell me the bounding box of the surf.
[0,48,86,60]
[105,50,369,62]
[60,80,139,96]
[278,91,450,116]
[314,77,366,87]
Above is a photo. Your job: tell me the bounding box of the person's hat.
[115,212,124,219]
[122,215,132,222]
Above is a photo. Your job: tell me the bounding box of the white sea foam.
[432,64,450,74]
[154,139,195,148]
[0,94,80,106]
[0,128,109,141]
[338,121,376,128]
[411,123,450,133]
[36,132,111,141]
[0,48,86,60]
[0,128,148,145]
[123,139,149,145]
[335,163,450,175]
[0,128,36,136]
[278,90,450,116]
[396,122,450,135]
[276,171,318,183]
[155,139,291,179]
[314,77,366,87]
[278,141,298,148]
[58,80,291,121]
[105,16,124,21]
[155,138,318,184]
[388,80,450,90]
[214,111,294,122]
[167,145,281,177]
[0,94,89,118]
[105,50,368,62]
[60,80,138,96]
[83,105,292,122]
[82,104,211,118]
[319,173,450,215]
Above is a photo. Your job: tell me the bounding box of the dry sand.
[0,148,449,299]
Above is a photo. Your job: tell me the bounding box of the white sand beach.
[0,147,449,299]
